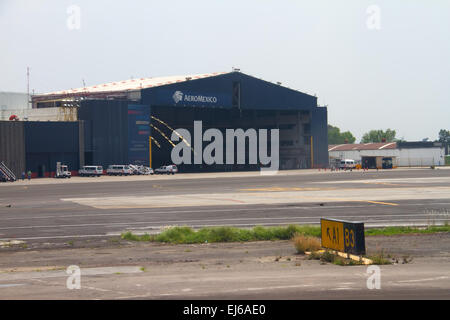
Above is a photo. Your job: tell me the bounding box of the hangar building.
[1,71,328,177]
[328,142,445,169]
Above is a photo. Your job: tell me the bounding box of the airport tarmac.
[0,233,448,300]
[0,168,449,299]
[0,168,449,243]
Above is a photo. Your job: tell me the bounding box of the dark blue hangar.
[1,71,328,177]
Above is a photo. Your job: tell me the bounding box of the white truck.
[55,162,71,178]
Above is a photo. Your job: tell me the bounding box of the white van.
[79,166,104,177]
[106,165,133,176]
[339,159,356,170]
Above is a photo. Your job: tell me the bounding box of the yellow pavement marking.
[364,200,398,206]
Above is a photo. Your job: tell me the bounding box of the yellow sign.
[321,219,344,252]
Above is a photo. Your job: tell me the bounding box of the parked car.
[79,165,103,177]
[154,165,178,175]
[106,165,133,176]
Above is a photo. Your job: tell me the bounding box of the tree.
[361,129,396,143]
[328,125,356,144]
[438,129,450,143]
[438,129,450,155]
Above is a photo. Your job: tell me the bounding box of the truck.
[55,162,71,178]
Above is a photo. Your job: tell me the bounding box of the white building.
[328,142,445,168]
[0,92,77,121]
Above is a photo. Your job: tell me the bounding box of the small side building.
[328,142,445,169]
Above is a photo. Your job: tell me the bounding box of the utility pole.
[27,67,30,109]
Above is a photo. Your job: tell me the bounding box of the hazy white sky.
[1,0,449,141]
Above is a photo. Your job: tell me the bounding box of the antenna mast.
[27,67,30,109]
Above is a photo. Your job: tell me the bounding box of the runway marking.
[363,182,407,187]
[1,213,447,231]
[3,201,450,222]
[395,276,449,284]
[0,205,376,221]
[0,283,26,288]
[364,200,398,206]
[320,177,450,185]
[240,187,334,192]
[245,284,313,291]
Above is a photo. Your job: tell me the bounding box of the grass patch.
[121,232,153,242]
[121,225,320,244]
[365,224,450,236]
[293,234,321,254]
[120,223,449,245]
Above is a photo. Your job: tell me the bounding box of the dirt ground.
[0,233,448,271]
[0,233,448,299]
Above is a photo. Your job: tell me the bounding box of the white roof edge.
[34,72,229,97]
[378,142,396,150]
[328,144,344,151]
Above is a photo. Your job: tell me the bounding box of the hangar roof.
[328,143,397,152]
[32,72,229,100]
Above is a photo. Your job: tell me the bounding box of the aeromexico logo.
[172,91,218,104]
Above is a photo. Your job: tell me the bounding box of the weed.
[293,234,321,254]
[402,256,413,264]
[367,251,392,265]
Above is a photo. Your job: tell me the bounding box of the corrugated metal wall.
[78,100,128,167]
[0,121,26,177]
[141,72,318,111]
[24,121,80,176]
[311,107,329,168]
